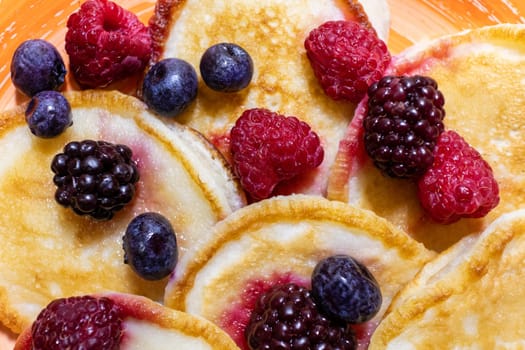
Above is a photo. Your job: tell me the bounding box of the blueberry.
[25,91,72,138]
[11,39,66,97]
[141,58,198,118]
[122,212,178,280]
[199,43,253,92]
[311,254,382,324]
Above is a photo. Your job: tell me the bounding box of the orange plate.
[0,0,523,347]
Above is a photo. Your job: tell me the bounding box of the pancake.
[14,292,240,350]
[148,0,391,196]
[163,194,435,349]
[0,89,245,333]
[327,24,525,251]
[369,209,525,349]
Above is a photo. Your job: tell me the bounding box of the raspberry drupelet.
[65,0,152,88]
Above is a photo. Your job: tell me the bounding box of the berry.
[245,283,356,350]
[311,255,382,324]
[200,43,254,92]
[230,108,324,200]
[122,212,178,280]
[363,75,446,178]
[304,20,391,103]
[65,0,152,88]
[31,295,122,350]
[25,91,72,138]
[10,39,66,97]
[142,58,198,118]
[417,130,500,224]
[51,140,140,220]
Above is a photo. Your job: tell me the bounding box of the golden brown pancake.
[328,24,525,251]
[14,292,240,350]
[369,209,525,349]
[0,90,245,333]
[163,194,435,348]
[148,0,391,196]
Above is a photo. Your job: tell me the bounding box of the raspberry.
[245,283,356,350]
[65,0,152,88]
[363,75,446,179]
[417,130,500,224]
[51,140,140,220]
[304,20,391,103]
[31,296,123,350]
[230,108,324,200]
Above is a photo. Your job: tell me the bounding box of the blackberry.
[245,283,356,350]
[51,140,140,220]
[311,255,382,324]
[363,75,445,178]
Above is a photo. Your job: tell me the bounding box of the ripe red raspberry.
[230,108,324,200]
[304,20,391,103]
[417,130,500,224]
[65,0,152,88]
[31,295,123,350]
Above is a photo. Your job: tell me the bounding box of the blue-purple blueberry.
[25,91,72,138]
[311,254,382,324]
[11,39,67,97]
[122,212,178,280]
[141,58,198,118]
[199,43,253,92]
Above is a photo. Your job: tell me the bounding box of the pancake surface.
[164,194,435,349]
[369,209,525,349]
[149,0,390,195]
[0,90,245,333]
[14,292,241,350]
[328,24,525,251]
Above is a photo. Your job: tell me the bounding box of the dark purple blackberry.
[122,212,178,280]
[311,255,382,324]
[51,140,140,220]
[245,283,356,350]
[363,75,445,178]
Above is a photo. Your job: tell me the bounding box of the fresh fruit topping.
[311,255,382,324]
[65,0,152,88]
[51,140,140,220]
[25,91,72,138]
[122,212,178,280]
[31,295,123,350]
[10,39,66,97]
[200,42,254,92]
[304,20,391,103]
[245,283,356,350]
[363,75,446,179]
[141,58,198,118]
[230,108,324,200]
[417,130,500,224]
